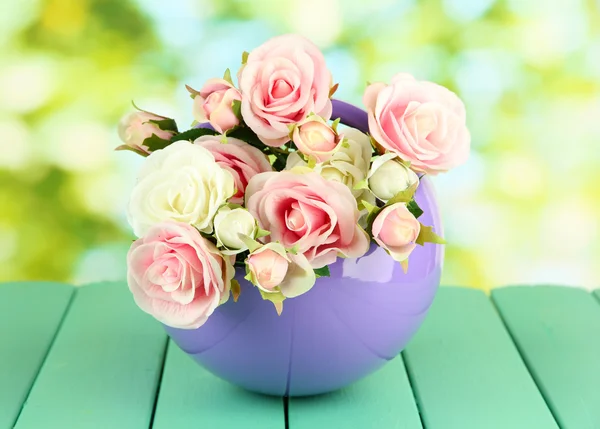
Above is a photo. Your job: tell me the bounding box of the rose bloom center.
[272,79,294,98]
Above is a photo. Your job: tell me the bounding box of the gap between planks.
[10,289,77,429]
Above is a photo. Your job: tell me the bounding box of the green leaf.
[387,181,418,205]
[361,199,379,215]
[231,99,242,120]
[148,117,178,132]
[256,227,270,239]
[171,127,219,143]
[406,199,424,219]
[415,224,446,246]
[353,179,369,191]
[307,156,317,169]
[114,144,148,157]
[238,234,262,253]
[313,266,330,278]
[227,126,264,149]
[331,117,341,132]
[185,84,199,98]
[400,259,409,274]
[223,68,234,85]
[329,83,339,98]
[231,279,241,302]
[241,51,249,65]
[287,244,299,255]
[143,134,172,152]
[258,289,285,315]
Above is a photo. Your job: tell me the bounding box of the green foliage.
[416,224,446,246]
[314,266,331,278]
[143,134,172,152]
[231,99,242,120]
[407,199,423,219]
[148,118,178,132]
[171,128,219,142]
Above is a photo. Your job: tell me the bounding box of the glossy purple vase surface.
[165,100,444,396]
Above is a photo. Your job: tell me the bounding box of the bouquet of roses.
[118,34,470,329]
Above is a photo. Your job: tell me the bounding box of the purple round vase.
[165,100,443,397]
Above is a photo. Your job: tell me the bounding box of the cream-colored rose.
[246,242,316,298]
[286,127,373,199]
[315,127,372,198]
[213,206,257,255]
[127,141,235,237]
[368,153,419,202]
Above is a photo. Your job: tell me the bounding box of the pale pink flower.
[372,203,421,262]
[238,34,333,147]
[245,171,369,268]
[246,242,316,298]
[195,135,273,204]
[127,221,234,329]
[117,111,175,154]
[191,78,242,133]
[364,73,470,175]
[292,115,341,162]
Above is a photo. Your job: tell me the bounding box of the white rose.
[367,152,419,202]
[214,206,257,255]
[127,141,235,237]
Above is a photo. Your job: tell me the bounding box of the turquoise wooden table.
[1,282,599,429]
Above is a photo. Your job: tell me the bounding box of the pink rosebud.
[190,78,242,134]
[117,111,175,154]
[195,135,273,204]
[292,115,341,162]
[246,171,370,268]
[238,34,333,147]
[127,221,234,329]
[363,73,470,175]
[372,203,421,262]
[246,242,316,298]
[247,246,290,291]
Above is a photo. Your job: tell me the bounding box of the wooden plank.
[14,281,167,429]
[152,341,285,429]
[493,286,600,429]
[288,355,422,429]
[403,287,558,429]
[0,282,74,429]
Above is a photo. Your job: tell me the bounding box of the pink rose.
[372,203,421,262]
[239,34,333,147]
[117,111,176,154]
[127,221,234,329]
[245,171,369,268]
[364,73,470,175]
[195,135,273,204]
[292,115,342,162]
[190,78,242,134]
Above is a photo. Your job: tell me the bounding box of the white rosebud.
[368,153,419,202]
[127,141,235,237]
[214,206,257,255]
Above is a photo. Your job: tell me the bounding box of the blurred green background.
[1,0,599,291]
